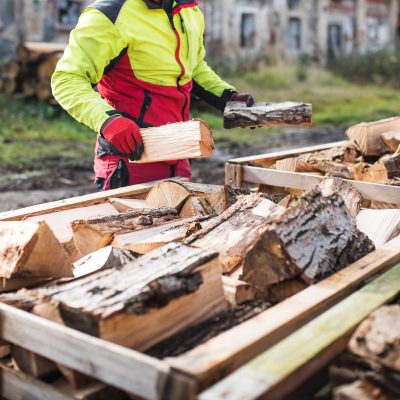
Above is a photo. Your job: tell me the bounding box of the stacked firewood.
[269,117,400,188]
[0,42,66,102]
[1,178,398,388]
[331,304,400,400]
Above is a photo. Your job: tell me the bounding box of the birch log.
[224,101,312,129]
[134,119,214,163]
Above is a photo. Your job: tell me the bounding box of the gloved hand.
[230,92,255,107]
[101,116,144,161]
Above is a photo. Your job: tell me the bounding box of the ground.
[0,64,399,212]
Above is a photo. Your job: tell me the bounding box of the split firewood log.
[17,42,66,64]
[0,243,228,351]
[222,276,260,306]
[73,246,141,277]
[241,190,375,299]
[108,198,150,212]
[186,194,284,274]
[0,221,73,279]
[71,207,179,256]
[381,131,400,152]
[316,178,363,217]
[333,380,393,400]
[37,53,63,81]
[346,117,400,156]
[6,60,20,80]
[224,101,312,129]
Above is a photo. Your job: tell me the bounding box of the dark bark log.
[242,190,375,295]
[224,101,312,129]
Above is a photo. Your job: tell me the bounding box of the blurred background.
[0,0,399,210]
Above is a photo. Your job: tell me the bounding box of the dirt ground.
[0,127,346,212]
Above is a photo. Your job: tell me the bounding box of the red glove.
[101,116,144,161]
[230,93,255,107]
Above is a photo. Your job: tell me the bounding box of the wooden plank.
[168,236,400,389]
[199,264,400,400]
[0,178,188,222]
[135,119,214,163]
[0,361,74,400]
[0,303,172,400]
[241,166,400,203]
[225,163,242,188]
[228,141,347,165]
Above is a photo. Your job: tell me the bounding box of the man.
[52,0,254,190]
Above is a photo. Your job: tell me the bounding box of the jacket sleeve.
[51,9,127,133]
[191,11,236,111]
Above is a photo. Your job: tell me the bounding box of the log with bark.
[0,243,227,351]
[0,221,73,279]
[346,117,400,156]
[71,207,179,256]
[73,246,141,277]
[241,190,375,299]
[331,305,400,399]
[316,178,363,217]
[224,101,312,129]
[186,194,285,274]
[134,119,214,163]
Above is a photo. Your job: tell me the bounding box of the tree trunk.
[224,101,312,129]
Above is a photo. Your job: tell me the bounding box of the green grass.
[2,64,400,172]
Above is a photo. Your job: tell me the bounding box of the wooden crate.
[225,141,400,204]
[0,178,399,399]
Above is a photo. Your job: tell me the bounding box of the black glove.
[229,92,255,107]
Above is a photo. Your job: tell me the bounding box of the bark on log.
[316,178,363,217]
[134,119,214,163]
[346,117,400,156]
[73,246,141,277]
[224,101,312,129]
[186,194,284,274]
[3,243,227,351]
[71,207,179,256]
[241,190,375,297]
[381,131,400,152]
[0,221,73,279]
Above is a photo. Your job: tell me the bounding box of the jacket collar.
[143,0,195,11]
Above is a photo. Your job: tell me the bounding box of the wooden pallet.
[225,141,400,204]
[0,178,399,399]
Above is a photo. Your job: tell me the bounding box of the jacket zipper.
[167,12,188,121]
[138,90,152,127]
[179,14,190,59]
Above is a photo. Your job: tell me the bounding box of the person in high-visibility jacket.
[52,0,254,190]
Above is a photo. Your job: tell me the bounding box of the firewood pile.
[0,42,66,102]
[331,304,400,400]
[269,117,400,187]
[0,178,398,394]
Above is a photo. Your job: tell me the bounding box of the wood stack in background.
[0,42,66,102]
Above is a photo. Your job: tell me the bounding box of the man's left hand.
[229,92,255,107]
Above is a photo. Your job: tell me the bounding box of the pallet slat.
[0,303,172,400]
[200,263,400,400]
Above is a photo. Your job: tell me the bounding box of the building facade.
[0,0,399,63]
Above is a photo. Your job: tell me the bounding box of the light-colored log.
[222,276,259,305]
[224,101,312,129]
[346,117,400,156]
[17,42,66,63]
[0,221,72,279]
[381,130,400,152]
[134,119,214,164]
[109,198,150,212]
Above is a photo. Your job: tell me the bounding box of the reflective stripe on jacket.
[51,0,236,134]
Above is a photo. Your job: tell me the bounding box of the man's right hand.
[101,116,144,161]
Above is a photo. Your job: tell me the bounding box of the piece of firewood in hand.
[134,119,214,163]
[71,207,179,256]
[224,101,312,129]
[0,221,73,279]
[381,130,400,153]
[3,243,227,352]
[186,194,284,274]
[241,190,375,298]
[316,178,363,217]
[346,117,400,156]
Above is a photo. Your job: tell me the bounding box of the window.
[287,0,300,10]
[328,24,343,60]
[55,0,81,31]
[288,17,301,49]
[0,0,15,31]
[241,13,256,48]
